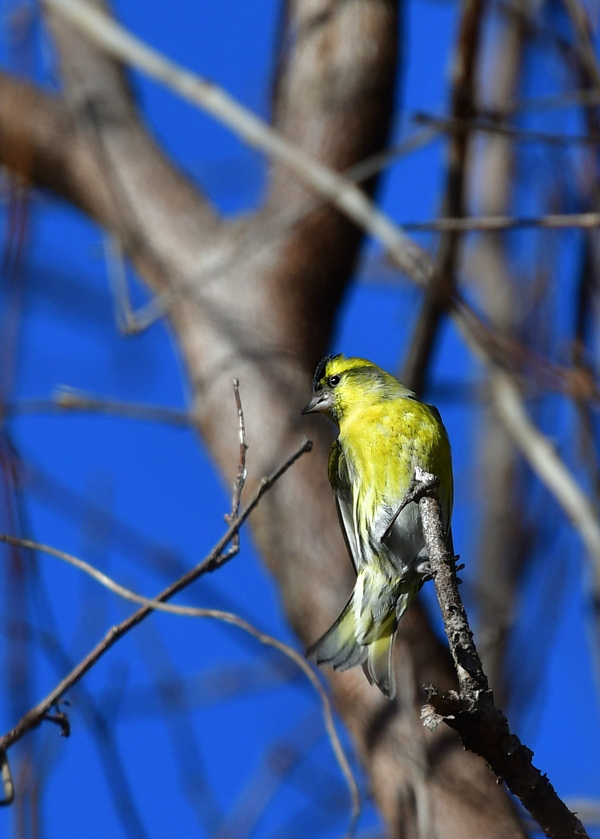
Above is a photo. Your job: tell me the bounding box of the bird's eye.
[328,375,340,387]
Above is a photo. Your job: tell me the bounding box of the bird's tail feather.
[306,593,367,672]
[307,594,399,698]
[364,627,397,699]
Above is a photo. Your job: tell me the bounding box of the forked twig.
[0,376,313,803]
[104,235,171,335]
[0,529,359,834]
[0,434,312,752]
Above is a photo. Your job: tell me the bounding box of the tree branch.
[402,0,484,393]
[0,435,312,754]
[414,471,590,839]
[0,528,359,835]
[41,0,429,286]
[402,211,600,232]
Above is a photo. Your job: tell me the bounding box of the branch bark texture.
[418,477,589,839]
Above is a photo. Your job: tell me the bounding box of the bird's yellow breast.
[337,398,452,530]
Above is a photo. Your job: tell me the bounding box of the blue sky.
[1,1,599,837]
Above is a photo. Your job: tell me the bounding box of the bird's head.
[302,354,409,424]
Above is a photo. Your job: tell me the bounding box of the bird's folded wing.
[329,440,364,572]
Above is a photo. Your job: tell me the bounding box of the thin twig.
[224,379,248,555]
[414,111,600,147]
[0,436,312,755]
[0,528,359,835]
[414,470,590,839]
[402,0,484,392]
[488,370,600,568]
[500,87,600,116]
[402,211,600,232]
[103,235,171,335]
[5,386,192,425]
[561,0,600,89]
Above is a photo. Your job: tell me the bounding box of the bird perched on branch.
[302,354,453,699]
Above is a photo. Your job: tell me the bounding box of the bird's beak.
[301,392,332,414]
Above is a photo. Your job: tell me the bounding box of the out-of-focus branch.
[0,528,359,834]
[414,112,600,147]
[467,7,528,707]
[561,0,600,89]
[402,212,600,231]
[0,0,589,833]
[415,471,590,839]
[5,387,193,425]
[488,369,600,568]
[402,0,484,393]
[502,88,600,115]
[41,0,429,285]
[0,749,14,806]
[0,435,312,754]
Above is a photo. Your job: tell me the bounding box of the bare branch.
[0,435,312,754]
[561,0,600,89]
[402,0,484,392]
[103,236,171,335]
[402,212,600,232]
[0,749,14,807]
[5,387,193,425]
[502,88,600,116]
[0,528,359,832]
[414,471,590,839]
[41,0,429,284]
[488,369,600,576]
[0,529,359,834]
[224,379,248,558]
[414,112,600,147]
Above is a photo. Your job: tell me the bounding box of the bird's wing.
[329,440,362,573]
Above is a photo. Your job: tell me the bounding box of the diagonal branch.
[0,435,312,755]
[415,471,590,839]
[0,529,359,835]
[41,0,428,285]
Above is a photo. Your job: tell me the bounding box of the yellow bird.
[302,354,453,699]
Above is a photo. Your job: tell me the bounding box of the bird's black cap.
[312,354,341,391]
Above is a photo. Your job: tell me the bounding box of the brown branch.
[39,0,428,289]
[402,0,484,393]
[0,524,360,836]
[223,378,248,558]
[414,470,590,839]
[415,111,600,147]
[402,212,600,232]
[560,0,600,90]
[0,435,312,755]
[5,387,193,425]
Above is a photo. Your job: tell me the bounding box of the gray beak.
[301,391,333,415]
